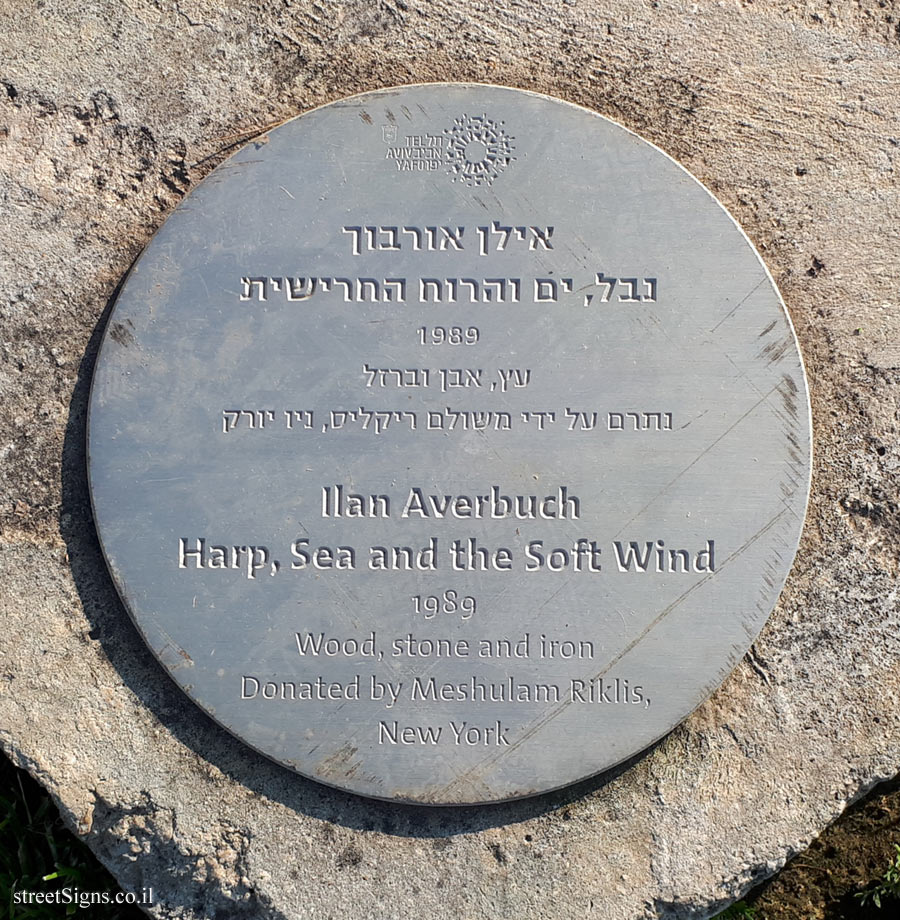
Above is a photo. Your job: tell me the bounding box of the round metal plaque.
[88,84,811,805]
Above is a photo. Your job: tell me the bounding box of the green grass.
[714,901,757,919]
[0,754,145,919]
[855,843,900,910]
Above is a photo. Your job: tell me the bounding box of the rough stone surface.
[0,2,898,918]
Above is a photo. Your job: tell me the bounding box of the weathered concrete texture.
[0,1,898,918]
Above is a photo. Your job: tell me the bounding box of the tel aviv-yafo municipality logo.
[380,113,515,187]
[444,114,515,187]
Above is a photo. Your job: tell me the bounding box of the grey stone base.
[2,1,899,917]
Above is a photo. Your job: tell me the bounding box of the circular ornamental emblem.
[444,113,515,187]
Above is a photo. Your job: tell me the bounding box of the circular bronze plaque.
[88,84,811,804]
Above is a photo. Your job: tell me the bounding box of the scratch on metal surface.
[438,507,791,798]
[108,320,135,347]
[709,277,767,333]
[612,381,782,540]
[156,626,195,670]
[315,743,361,780]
